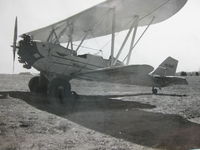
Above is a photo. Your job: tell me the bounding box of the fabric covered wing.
[25,0,187,43]
[74,64,154,85]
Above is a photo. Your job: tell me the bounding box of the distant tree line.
[180,71,187,76]
[180,71,200,76]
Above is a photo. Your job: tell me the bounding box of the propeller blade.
[12,17,18,72]
[13,17,17,61]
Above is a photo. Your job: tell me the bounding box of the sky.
[0,0,200,74]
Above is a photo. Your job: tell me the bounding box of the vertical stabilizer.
[152,57,178,76]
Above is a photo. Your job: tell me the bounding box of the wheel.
[28,76,48,94]
[48,78,71,99]
[152,88,158,95]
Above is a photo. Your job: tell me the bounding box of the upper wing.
[25,0,187,43]
[74,64,154,85]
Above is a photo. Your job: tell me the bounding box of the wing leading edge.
[25,0,187,43]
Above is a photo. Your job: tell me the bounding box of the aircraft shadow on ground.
[1,91,199,150]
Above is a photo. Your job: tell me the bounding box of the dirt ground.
[0,74,200,150]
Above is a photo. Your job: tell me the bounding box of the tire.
[28,76,48,94]
[48,78,71,99]
[152,88,158,95]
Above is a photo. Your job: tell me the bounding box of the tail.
[152,56,178,76]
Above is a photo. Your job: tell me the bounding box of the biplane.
[11,0,188,97]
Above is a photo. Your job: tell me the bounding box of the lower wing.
[73,64,154,86]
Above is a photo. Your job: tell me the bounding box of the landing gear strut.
[47,78,71,99]
[152,87,158,95]
[47,78,80,103]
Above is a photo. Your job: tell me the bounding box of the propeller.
[11,17,18,72]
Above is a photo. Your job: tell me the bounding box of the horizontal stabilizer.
[153,76,188,87]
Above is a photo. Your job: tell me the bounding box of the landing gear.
[29,76,79,103]
[152,87,158,95]
[28,75,48,94]
[47,78,71,99]
[71,91,79,99]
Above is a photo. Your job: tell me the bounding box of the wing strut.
[123,16,155,63]
[75,31,89,52]
[66,40,73,50]
[69,23,74,50]
[57,23,68,41]
[110,8,116,66]
[126,15,139,65]
[52,29,59,44]
[47,27,60,44]
[113,16,138,65]
[70,40,73,50]
[47,29,54,42]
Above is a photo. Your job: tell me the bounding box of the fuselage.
[17,36,187,89]
[18,36,121,80]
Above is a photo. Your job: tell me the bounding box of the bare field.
[0,74,200,150]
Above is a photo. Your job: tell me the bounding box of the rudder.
[152,57,178,76]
